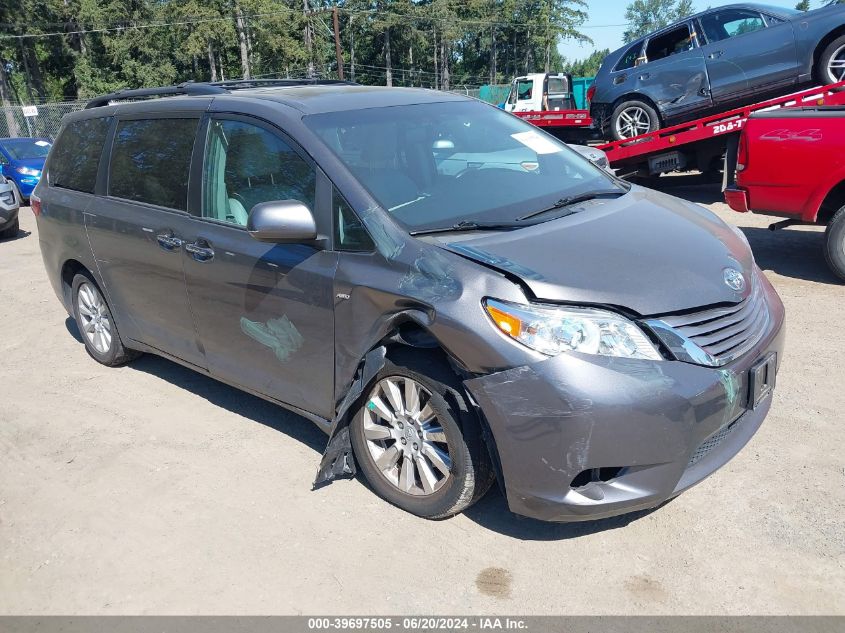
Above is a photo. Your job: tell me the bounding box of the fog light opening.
[570,466,626,489]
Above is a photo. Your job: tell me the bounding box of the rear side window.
[615,43,644,71]
[109,118,198,210]
[48,117,110,193]
[645,25,693,63]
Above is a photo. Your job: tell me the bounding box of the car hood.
[10,157,45,171]
[432,186,754,316]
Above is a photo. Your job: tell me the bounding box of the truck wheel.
[349,355,494,520]
[824,206,845,282]
[816,34,845,86]
[71,273,140,366]
[611,100,660,140]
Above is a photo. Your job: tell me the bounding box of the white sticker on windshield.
[511,131,562,155]
[35,140,50,147]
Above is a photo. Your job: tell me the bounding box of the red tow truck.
[513,80,845,181]
[724,103,845,281]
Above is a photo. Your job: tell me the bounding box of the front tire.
[611,99,660,140]
[350,355,494,519]
[816,35,845,86]
[0,217,18,239]
[71,273,139,366]
[824,206,845,282]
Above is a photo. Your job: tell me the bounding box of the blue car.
[0,137,52,202]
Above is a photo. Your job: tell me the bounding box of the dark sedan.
[589,3,845,140]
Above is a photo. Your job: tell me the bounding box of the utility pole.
[332,6,344,80]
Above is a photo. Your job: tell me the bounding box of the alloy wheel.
[77,282,112,354]
[828,44,845,83]
[616,106,652,139]
[362,377,452,496]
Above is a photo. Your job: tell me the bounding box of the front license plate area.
[748,352,777,410]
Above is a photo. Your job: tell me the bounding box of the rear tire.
[350,354,494,520]
[816,34,845,86]
[0,217,18,239]
[611,100,660,141]
[824,206,845,282]
[71,273,140,366]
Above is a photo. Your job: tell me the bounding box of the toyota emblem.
[723,268,746,292]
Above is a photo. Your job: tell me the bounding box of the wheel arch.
[611,93,663,124]
[817,179,845,225]
[378,340,506,500]
[60,259,95,311]
[812,27,845,80]
[317,320,505,493]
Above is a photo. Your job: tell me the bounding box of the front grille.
[688,414,744,466]
[648,278,769,367]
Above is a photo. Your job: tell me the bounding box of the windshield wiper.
[409,220,525,236]
[516,190,625,222]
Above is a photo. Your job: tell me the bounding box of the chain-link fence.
[0,81,516,141]
[0,102,86,140]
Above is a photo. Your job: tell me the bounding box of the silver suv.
[590,3,845,140]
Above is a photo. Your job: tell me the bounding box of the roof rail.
[209,78,358,90]
[85,78,359,109]
[85,82,226,109]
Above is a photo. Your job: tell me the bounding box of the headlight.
[484,298,662,360]
[16,167,40,177]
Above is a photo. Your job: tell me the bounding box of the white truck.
[504,73,577,113]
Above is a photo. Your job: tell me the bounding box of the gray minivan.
[34,80,784,522]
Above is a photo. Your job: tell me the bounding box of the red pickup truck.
[724,106,845,281]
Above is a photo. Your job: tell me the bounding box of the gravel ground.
[1,178,843,615]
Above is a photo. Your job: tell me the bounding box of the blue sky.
[557,0,804,61]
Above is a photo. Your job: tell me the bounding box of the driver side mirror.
[247,200,317,243]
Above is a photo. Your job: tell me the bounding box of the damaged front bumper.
[464,288,785,523]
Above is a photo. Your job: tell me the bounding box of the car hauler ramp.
[597,81,845,177]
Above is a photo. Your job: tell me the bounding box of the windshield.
[0,139,52,160]
[305,101,622,233]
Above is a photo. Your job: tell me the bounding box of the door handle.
[156,232,184,251]
[638,73,650,81]
[708,50,723,59]
[185,240,215,262]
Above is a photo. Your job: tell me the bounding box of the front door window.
[202,119,316,226]
[700,9,766,42]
